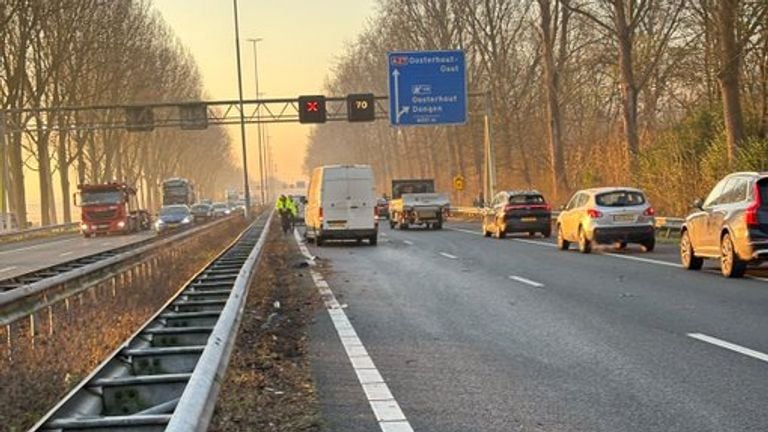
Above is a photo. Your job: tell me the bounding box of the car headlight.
[80,223,89,231]
[117,221,126,229]
[155,220,165,229]
[182,216,192,224]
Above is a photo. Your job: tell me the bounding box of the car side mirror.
[692,198,703,210]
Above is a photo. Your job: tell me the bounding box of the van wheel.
[316,235,325,247]
[435,223,443,230]
[369,235,378,246]
[389,219,395,229]
[401,223,409,230]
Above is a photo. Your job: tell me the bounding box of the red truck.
[76,182,151,238]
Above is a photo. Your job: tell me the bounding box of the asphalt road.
[0,231,155,281]
[304,220,768,432]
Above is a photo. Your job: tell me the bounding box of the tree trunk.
[716,0,746,162]
[614,2,640,165]
[58,121,72,223]
[538,0,569,200]
[36,121,53,226]
[9,127,27,227]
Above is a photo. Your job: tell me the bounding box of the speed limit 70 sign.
[453,175,465,191]
[347,93,375,122]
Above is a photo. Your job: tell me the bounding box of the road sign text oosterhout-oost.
[298,95,327,124]
[347,93,375,122]
[387,50,467,126]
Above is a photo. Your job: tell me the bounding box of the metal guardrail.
[0,216,240,326]
[0,222,79,243]
[30,211,272,431]
[451,207,685,236]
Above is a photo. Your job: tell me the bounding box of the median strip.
[688,333,768,364]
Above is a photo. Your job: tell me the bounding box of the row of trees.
[1,0,242,227]
[305,0,768,215]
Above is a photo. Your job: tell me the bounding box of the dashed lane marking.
[509,275,545,288]
[688,333,768,364]
[403,240,414,246]
[439,252,458,260]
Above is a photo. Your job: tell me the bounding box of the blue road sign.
[387,50,467,126]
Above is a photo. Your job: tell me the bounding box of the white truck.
[388,179,450,230]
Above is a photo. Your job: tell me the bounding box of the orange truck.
[76,182,151,238]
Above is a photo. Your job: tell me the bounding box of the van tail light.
[746,183,761,227]
[319,207,324,220]
[587,208,603,219]
[643,207,655,217]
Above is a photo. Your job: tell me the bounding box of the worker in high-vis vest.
[276,194,297,233]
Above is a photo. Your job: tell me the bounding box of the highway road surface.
[0,231,155,281]
[303,221,768,432]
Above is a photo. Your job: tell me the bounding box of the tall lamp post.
[232,0,251,217]
[246,37,267,206]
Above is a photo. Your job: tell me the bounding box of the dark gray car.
[680,172,768,278]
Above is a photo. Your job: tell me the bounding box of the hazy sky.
[152,0,378,183]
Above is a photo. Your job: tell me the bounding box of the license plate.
[613,214,636,222]
[521,217,537,222]
[97,224,109,229]
[328,221,346,227]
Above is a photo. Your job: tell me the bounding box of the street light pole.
[246,37,267,207]
[0,111,8,231]
[232,0,251,217]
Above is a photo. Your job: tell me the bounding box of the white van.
[305,164,378,246]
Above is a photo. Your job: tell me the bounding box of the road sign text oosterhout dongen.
[387,50,467,126]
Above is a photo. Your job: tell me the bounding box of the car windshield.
[509,194,544,204]
[81,191,123,205]
[595,191,646,207]
[160,206,188,216]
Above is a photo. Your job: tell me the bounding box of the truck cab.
[76,183,150,237]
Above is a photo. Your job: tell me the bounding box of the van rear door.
[322,167,375,231]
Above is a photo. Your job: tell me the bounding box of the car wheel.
[316,235,325,247]
[557,225,570,251]
[578,227,592,254]
[617,242,628,250]
[401,222,409,230]
[542,228,552,239]
[641,236,655,253]
[483,222,492,237]
[680,230,703,270]
[389,220,395,229]
[721,233,746,278]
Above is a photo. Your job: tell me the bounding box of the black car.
[190,203,214,222]
[482,190,552,239]
[681,171,768,278]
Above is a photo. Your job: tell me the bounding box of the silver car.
[557,187,656,253]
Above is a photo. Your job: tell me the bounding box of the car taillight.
[643,207,655,216]
[545,204,552,211]
[746,183,761,226]
[587,208,603,218]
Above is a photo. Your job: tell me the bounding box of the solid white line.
[448,227,481,236]
[403,240,414,246]
[439,252,458,260]
[0,237,79,256]
[509,275,544,288]
[59,251,73,257]
[688,333,768,364]
[604,253,682,268]
[0,266,18,274]
[513,238,557,248]
[293,230,413,432]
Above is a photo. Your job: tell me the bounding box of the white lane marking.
[688,333,768,364]
[59,251,73,257]
[380,232,388,237]
[294,229,413,432]
[448,227,481,236]
[603,253,681,268]
[0,266,18,274]
[439,252,458,260]
[509,275,544,288]
[0,237,79,256]
[513,238,556,248]
[403,240,414,246]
